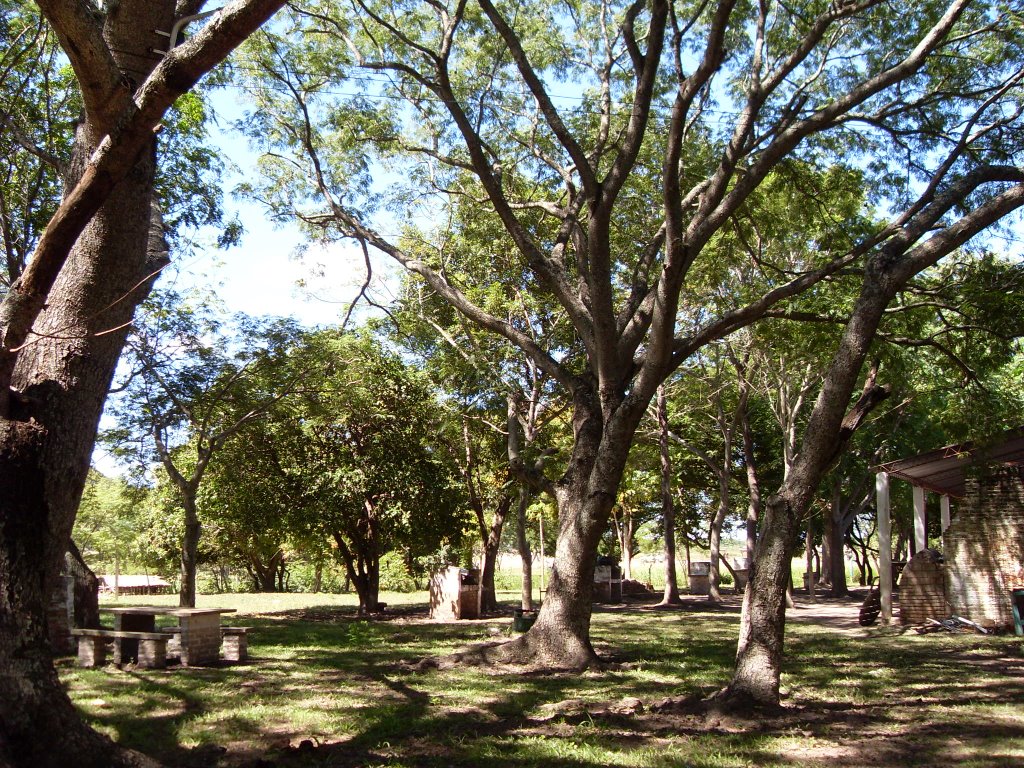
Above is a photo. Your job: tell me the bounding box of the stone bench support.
[71,629,169,669]
[221,626,251,662]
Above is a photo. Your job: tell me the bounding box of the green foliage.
[278,330,472,564]
[73,471,177,577]
[378,551,420,592]
[0,4,78,293]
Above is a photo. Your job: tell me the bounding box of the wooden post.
[940,494,951,534]
[913,485,927,552]
[876,471,893,624]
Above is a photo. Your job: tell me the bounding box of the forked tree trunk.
[250,549,285,591]
[343,555,380,613]
[0,9,169,753]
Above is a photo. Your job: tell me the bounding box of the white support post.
[940,494,951,534]
[913,485,927,552]
[876,471,892,624]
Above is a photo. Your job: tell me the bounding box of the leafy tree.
[258,330,471,613]
[387,194,572,612]
[0,3,76,295]
[237,0,1024,707]
[74,470,145,580]
[105,293,303,606]
[199,427,294,592]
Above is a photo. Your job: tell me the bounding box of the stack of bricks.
[944,466,1024,628]
[899,549,948,625]
[136,637,167,669]
[179,612,222,665]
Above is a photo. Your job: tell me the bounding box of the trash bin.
[689,562,710,595]
[1012,589,1024,636]
[512,608,537,632]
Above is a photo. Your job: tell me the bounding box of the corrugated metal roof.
[875,427,1024,497]
[98,575,171,587]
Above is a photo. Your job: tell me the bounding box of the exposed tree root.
[704,685,787,720]
[407,630,606,674]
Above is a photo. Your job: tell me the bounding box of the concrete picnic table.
[105,606,236,666]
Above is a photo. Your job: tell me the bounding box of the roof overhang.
[875,427,1024,498]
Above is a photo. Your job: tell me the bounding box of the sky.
[161,88,398,330]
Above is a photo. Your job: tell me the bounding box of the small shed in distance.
[98,574,172,595]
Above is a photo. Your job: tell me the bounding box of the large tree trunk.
[495,391,637,668]
[728,493,800,707]
[0,7,172,762]
[504,486,608,667]
[727,280,895,708]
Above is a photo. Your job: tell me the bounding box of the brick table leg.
[180,613,221,665]
[77,636,107,667]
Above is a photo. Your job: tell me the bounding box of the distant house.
[98,574,172,595]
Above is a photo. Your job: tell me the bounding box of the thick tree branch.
[0,0,288,417]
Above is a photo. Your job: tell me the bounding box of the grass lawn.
[58,590,1024,767]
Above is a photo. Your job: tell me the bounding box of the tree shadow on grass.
[64,600,1024,768]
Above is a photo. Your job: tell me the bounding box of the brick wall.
[944,466,1024,628]
[899,549,948,625]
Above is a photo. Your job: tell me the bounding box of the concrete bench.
[71,628,169,669]
[221,626,251,661]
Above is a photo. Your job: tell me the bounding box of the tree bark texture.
[515,487,534,611]
[729,492,800,707]
[657,386,682,605]
[0,2,289,761]
[179,496,201,607]
[728,279,897,706]
[497,390,638,667]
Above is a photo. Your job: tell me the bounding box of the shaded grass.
[58,592,1024,767]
